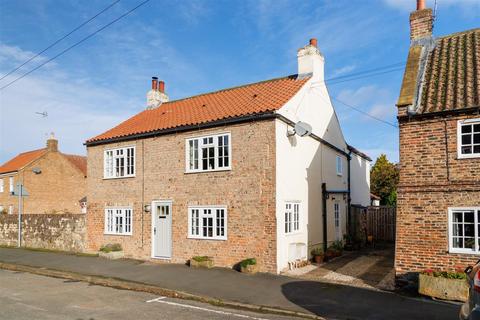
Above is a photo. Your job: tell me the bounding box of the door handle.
[154,227,156,235]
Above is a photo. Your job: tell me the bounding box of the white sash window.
[188,206,227,240]
[186,133,231,173]
[104,146,135,178]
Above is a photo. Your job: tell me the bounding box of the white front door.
[152,201,172,258]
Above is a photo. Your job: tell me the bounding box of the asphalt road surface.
[0,270,297,320]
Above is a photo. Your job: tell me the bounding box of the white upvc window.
[186,133,231,173]
[448,208,480,254]
[104,207,133,235]
[334,202,341,240]
[8,205,13,215]
[285,202,300,234]
[9,177,13,193]
[188,206,227,240]
[336,156,343,176]
[104,146,135,178]
[458,119,480,158]
[0,179,3,192]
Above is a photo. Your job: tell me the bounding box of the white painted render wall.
[274,77,350,273]
[350,153,371,207]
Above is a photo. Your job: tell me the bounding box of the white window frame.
[0,178,3,192]
[8,205,13,215]
[336,155,343,176]
[103,146,136,179]
[185,132,232,173]
[457,119,480,159]
[104,207,133,235]
[187,206,227,240]
[285,202,300,234]
[334,202,342,241]
[9,177,13,193]
[448,207,480,254]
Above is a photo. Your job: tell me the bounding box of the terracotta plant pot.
[314,255,324,264]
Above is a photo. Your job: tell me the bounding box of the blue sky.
[0,0,478,164]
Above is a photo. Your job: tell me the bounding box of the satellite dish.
[294,121,312,137]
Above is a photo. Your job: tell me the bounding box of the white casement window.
[104,146,135,178]
[8,205,13,215]
[188,206,227,240]
[334,202,341,240]
[458,119,480,158]
[104,207,133,235]
[448,208,480,254]
[336,156,343,176]
[9,177,13,193]
[285,202,300,234]
[0,179,3,192]
[186,133,231,173]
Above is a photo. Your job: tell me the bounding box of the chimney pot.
[417,0,425,10]
[159,80,165,93]
[151,77,158,90]
[309,38,318,48]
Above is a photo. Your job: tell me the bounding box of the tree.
[370,154,399,206]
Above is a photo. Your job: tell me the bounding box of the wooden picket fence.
[350,205,396,243]
[366,206,396,242]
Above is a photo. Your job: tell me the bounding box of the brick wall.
[86,120,277,272]
[0,213,85,252]
[396,114,480,275]
[0,151,86,214]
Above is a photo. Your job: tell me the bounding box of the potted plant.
[330,240,344,257]
[419,268,469,302]
[99,243,124,259]
[190,256,214,268]
[240,258,258,274]
[311,247,324,264]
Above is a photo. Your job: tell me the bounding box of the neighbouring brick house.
[0,136,87,215]
[395,1,480,277]
[86,39,371,273]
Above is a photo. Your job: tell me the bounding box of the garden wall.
[0,213,85,252]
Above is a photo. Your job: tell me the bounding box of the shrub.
[192,256,211,262]
[311,247,324,256]
[99,243,122,253]
[240,258,256,268]
[330,240,344,251]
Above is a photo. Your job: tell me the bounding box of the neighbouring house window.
[9,177,13,193]
[449,208,480,254]
[0,179,3,192]
[8,205,13,215]
[104,146,135,178]
[188,206,227,240]
[186,133,231,172]
[336,156,343,176]
[104,207,133,235]
[458,119,480,158]
[285,202,300,234]
[334,202,341,240]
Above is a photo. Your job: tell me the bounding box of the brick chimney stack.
[410,0,433,40]
[46,133,58,152]
[297,38,324,80]
[146,77,169,110]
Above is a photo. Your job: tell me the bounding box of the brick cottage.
[85,39,371,273]
[396,0,480,276]
[0,135,87,215]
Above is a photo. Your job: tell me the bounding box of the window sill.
[449,249,480,255]
[104,233,133,236]
[103,175,136,180]
[184,168,232,174]
[285,231,303,236]
[187,236,227,241]
[457,154,480,160]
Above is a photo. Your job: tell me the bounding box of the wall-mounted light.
[144,204,151,213]
[32,167,42,174]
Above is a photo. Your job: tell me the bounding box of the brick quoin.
[86,120,278,273]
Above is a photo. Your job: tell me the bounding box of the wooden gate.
[366,206,396,242]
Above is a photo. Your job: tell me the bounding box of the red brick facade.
[86,120,278,272]
[396,114,480,275]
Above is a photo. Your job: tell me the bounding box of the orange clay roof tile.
[87,74,310,143]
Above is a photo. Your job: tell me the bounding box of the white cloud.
[329,64,356,79]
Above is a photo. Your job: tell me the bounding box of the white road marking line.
[146,296,270,320]
[146,296,167,303]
